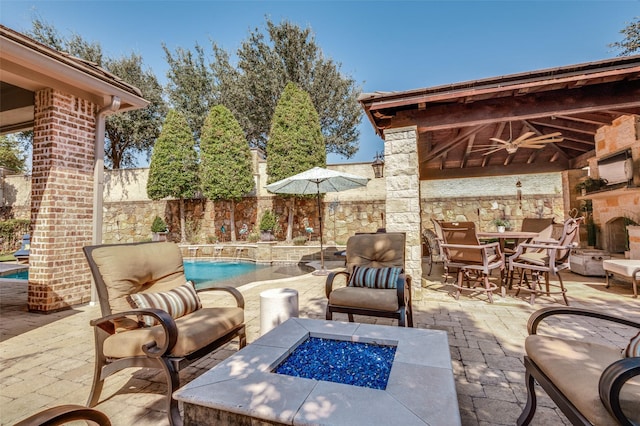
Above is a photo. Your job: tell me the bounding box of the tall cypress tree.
[147,110,200,242]
[200,105,254,241]
[267,82,325,241]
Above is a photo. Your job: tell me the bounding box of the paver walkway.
[1,261,638,425]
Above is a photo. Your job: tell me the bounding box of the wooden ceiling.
[360,56,640,180]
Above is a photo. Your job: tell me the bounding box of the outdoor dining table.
[477,231,540,251]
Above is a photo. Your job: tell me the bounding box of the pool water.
[184,259,311,288]
[0,260,311,288]
[0,270,28,280]
[274,337,397,390]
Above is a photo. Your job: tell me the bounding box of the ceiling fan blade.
[520,144,547,149]
[482,147,508,156]
[512,132,536,144]
[489,138,509,144]
[521,133,563,143]
[522,138,564,146]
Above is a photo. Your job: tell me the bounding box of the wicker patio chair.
[83,241,246,426]
[325,232,413,327]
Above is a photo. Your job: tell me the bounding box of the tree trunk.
[287,198,295,242]
[179,198,186,243]
[230,200,236,242]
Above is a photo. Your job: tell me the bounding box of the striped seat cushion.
[348,266,402,289]
[127,281,202,327]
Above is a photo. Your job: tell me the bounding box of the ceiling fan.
[473,122,563,155]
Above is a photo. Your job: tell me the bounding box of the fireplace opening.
[606,217,628,254]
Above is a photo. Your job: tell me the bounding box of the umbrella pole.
[313,186,329,276]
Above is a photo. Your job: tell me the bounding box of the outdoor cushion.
[91,242,186,314]
[127,281,202,327]
[348,266,401,289]
[625,331,640,357]
[346,233,405,270]
[526,334,640,425]
[103,307,244,358]
[328,287,399,312]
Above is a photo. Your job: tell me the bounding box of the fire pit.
[174,318,461,425]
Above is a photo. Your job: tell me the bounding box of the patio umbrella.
[265,167,369,275]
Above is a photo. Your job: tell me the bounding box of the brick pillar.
[383,126,422,285]
[28,88,96,312]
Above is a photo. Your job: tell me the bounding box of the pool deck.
[1,260,639,425]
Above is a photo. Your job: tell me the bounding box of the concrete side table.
[260,288,299,335]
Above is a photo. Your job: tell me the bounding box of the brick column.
[383,126,422,285]
[28,88,96,312]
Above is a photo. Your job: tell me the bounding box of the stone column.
[383,126,422,285]
[28,88,96,312]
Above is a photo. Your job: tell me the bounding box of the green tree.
[610,17,640,56]
[0,135,27,173]
[147,110,200,242]
[200,105,254,241]
[104,54,167,168]
[215,19,362,157]
[27,18,166,169]
[163,43,216,141]
[267,82,325,241]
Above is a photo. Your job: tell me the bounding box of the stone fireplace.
[582,115,640,259]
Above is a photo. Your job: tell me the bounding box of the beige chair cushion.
[328,287,398,312]
[526,334,640,425]
[346,233,405,271]
[91,242,187,314]
[103,307,244,358]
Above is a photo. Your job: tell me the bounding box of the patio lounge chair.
[508,217,582,305]
[518,307,640,426]
[83,241,246,426]
[325,232,413,327]
[438,221,504,303]
[14,405,111,426]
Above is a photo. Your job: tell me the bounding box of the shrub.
[151,216,168,233]
[259,210,277,231]
[247,230,260,243]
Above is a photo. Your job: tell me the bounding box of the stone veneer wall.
[28,88,95,312]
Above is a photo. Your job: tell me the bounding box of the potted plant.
[575,177,608,196]
[151,215,168,241]
[492,218,510,233]
[259,210,277,241]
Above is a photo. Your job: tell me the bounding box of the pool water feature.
[275,336,396,389]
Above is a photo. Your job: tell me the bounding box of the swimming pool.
[0,260,311,288]
[185,260,311,289]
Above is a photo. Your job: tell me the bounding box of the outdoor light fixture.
[516,179,522,208]
[372,152,385,178]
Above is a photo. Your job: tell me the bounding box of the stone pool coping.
[174,318,461,425]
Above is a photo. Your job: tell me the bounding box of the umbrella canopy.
[265,167,369,195]
[265,167,369,274]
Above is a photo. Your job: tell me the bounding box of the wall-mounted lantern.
[372,152,385,178]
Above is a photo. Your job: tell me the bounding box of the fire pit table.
[174,318,461,425]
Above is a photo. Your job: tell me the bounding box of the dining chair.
[438,221,504,303]
[508,217,583,305]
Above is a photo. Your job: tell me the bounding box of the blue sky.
[1,1,638,165]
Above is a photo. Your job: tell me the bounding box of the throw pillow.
[624,331,640,358]
[127,281,202,327]
[348,266,402,289]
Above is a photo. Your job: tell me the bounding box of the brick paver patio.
[1,261,638,425]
